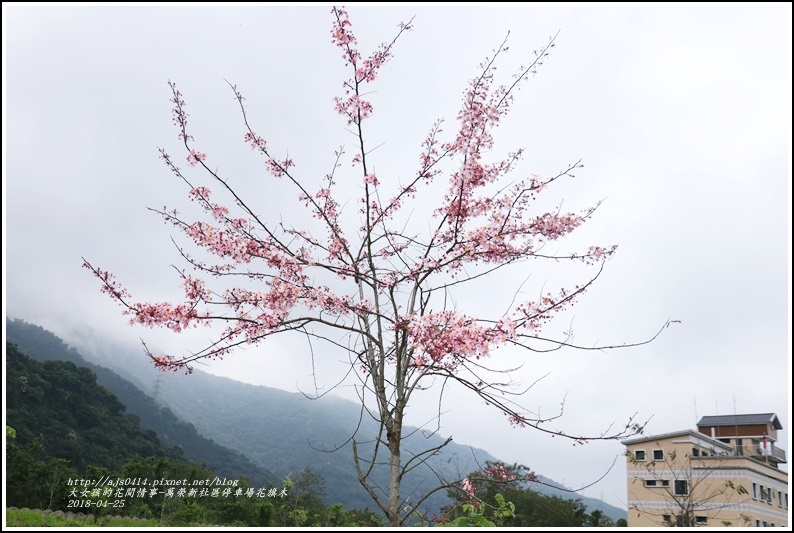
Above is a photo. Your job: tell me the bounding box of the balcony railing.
[737,439,787,463]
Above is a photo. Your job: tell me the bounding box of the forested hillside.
[6,318,277,487]
[7,342,178,471]
[5,341,383,526]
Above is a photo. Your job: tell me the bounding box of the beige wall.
[625,434,788,527]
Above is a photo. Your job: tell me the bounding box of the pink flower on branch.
[181,273,210,301]
[82,259,211,336]
[331,6,412,83]
[461,477,476,497]
[330,6,358,56]
[406,311,513,370]
[243,131,267,151]
[82,260,131,302]
[460,478,480,509]
[483,463,516,482]
[168,81,192,142]
[186,149,206,167]
[334,94,374,125]
[265,157,294,178]
[129,301,205,333]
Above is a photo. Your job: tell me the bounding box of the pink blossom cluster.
[406,311,512,369]
[182,274,209,301]
[410,170,599,279]
[529,212,583,239]
[420,513,449,525]
[512,283,591,332]
[84,260,208,337]
[330,6,358,64]
[182,221,257,264]
[243,131,267,151]
[508,414,528,428]
[462,477,476,496]
[444,57,508,159]
[330,6,411,127]
[586,245,617,264]
[333,94,374,126]
[187,187,230,222]
[222,287,291,329]
[168,81,192,142]
[83,261,131,302]
[265,157,294,179]
[460,478,479,509]
[186,149,206,167]
[306,286,373,316]
[331,6,410,83]
[188,186,211,201]
[128,301,204,333]
[356,44,393,83]
[480,461,538,484]
[482,463,516,482]
[299,184,349,264]
[400,44,604,281]
[416,120,446,183]
[151,354,191,374]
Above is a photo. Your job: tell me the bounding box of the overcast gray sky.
[3,3,791,510]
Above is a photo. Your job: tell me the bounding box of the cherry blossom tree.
[84,7,670,526]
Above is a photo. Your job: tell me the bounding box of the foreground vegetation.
[6,441,381,527]
[437,463,628,528]
[6,508,162,528]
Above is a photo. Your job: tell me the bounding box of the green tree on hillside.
[440,462,617,527]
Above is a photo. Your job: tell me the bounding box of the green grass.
[5,508,167,527]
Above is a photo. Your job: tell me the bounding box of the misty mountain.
[6,318,278,487]
[4,318,626,521]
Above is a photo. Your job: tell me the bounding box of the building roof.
[697,413,782,430]
[621,429,733,451]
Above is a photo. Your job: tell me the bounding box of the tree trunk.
[386,420,402,526]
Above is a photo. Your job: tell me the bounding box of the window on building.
[767,489,773,505]
[762,521,768,527]
[779,491,783,507]
[653,449,664,461]
[753,482,758,500]
[644,479,657,487]
[785,492,788,508]
[695,516,708,525]
[660,479,670,487]
[736,438,743,456]
[760,485,765,502]
[692,447,700,457]
[755,519,761,527]
[674,480,689,496]
[662,514,672,525]
[634,449,646,461]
